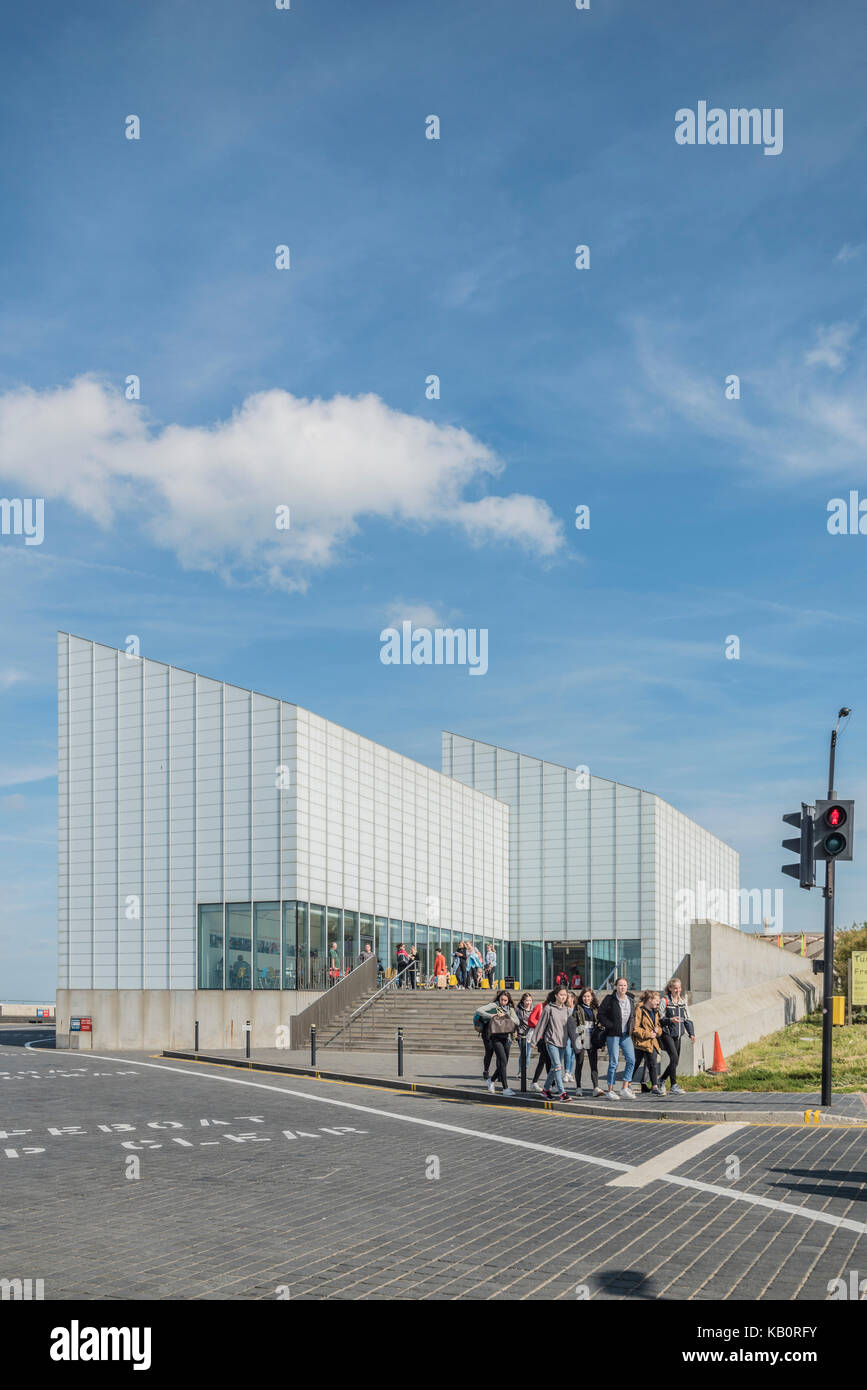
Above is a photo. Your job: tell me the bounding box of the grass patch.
[681,1012,867,1092]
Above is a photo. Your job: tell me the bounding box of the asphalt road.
[1,1030,865,1301]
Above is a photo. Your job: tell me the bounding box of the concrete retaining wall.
[678,970,821,1076]
[689,919,815,1002]
[55,989,322,1052]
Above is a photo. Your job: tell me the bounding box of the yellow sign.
[852,952,867,1006]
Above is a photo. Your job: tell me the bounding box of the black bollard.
[245,1020,251,1060]
[397,1027,404,1078]
[310,1025,317,1067]
[194,1019,199,1053]
[520,1041,527,1094]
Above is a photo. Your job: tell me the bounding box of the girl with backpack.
[476,990,519,1096]
[633,989,666,1096]
[658,977,694,1094]
[574,987,603,1096]
[597,977,636,1100]
[531,986,578,1102]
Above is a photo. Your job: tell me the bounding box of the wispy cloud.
[805,321,858,371]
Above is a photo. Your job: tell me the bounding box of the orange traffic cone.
[708,1031,728,1074]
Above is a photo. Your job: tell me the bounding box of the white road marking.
[661,1172,867,1237]
[28,1050,867,1238]
[607,1122,747,1188]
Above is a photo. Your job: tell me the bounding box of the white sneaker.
[532,1081,544,1092]
[593,1086,606,1097]
[620,1086,635,1099]
[485,1079,494,1093]
[501,1087,515,1097]
[563,1073,574,1086]
[605,1088,620,1101]
[670,1084,685,1095]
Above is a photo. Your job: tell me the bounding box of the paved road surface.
[1,1033,865,1300]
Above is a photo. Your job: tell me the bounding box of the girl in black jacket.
[596,977,637,1100]
[574,988,602,1095]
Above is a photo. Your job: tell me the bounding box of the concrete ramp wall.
[679,970,821,1076]
[690,918,815,1002]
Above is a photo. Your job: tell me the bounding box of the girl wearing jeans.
[532,987,579,1102]
[597,976,636,1100]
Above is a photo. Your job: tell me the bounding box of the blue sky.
[2,0,867,997]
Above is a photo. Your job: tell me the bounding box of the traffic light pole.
[820,727,838,1108]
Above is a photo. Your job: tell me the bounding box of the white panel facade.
[59,635,509,991]
[442,731,739,989]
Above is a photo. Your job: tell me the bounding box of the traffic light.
[813,799,854,861]
[782,803,815,888]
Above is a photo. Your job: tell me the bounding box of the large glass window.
[197,904,224,989]
[375,916,388,972]
[592,939,617,992]
[226,903,252,990]
[309,904,326,990]
[254,903,281,989]
[617,939,641,992]
[327,908,341,978]
[359,913,374,957]
[415,923,429,979]
[389,919,402,977]
[282,901,299,990]
[521,941,543,990]
[343,910,358,970]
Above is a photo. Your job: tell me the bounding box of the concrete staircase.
[319,987,543,1054]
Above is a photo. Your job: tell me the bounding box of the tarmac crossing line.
[68,1049,867,1240]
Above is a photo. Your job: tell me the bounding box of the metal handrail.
[320,962,416,1048]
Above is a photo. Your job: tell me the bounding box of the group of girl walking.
[476,976,695,1101]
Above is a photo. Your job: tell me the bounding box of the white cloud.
[0,378,564,588]
[834,243,865,263]
[386,599,452,629]
[804,321,857,371]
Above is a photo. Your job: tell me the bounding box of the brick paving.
[0,1038,864,1300]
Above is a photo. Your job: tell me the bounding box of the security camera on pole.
[781,707,853,1109]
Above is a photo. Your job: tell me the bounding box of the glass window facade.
[196,900,440,991]
[254,902,280,989]
[226,903,252,990]
[197,904,224,989]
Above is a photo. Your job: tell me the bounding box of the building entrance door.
[549,942,588,992]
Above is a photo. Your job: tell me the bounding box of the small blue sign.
[70,1017,81,1031]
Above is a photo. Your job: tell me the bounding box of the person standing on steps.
[658,977,694,1094]
[597,976,636,1100]
[395,941,411,988]
[455,940,469,990]
[633,989,666,1096]
[484,943,497,989]
[433,945,448,990]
